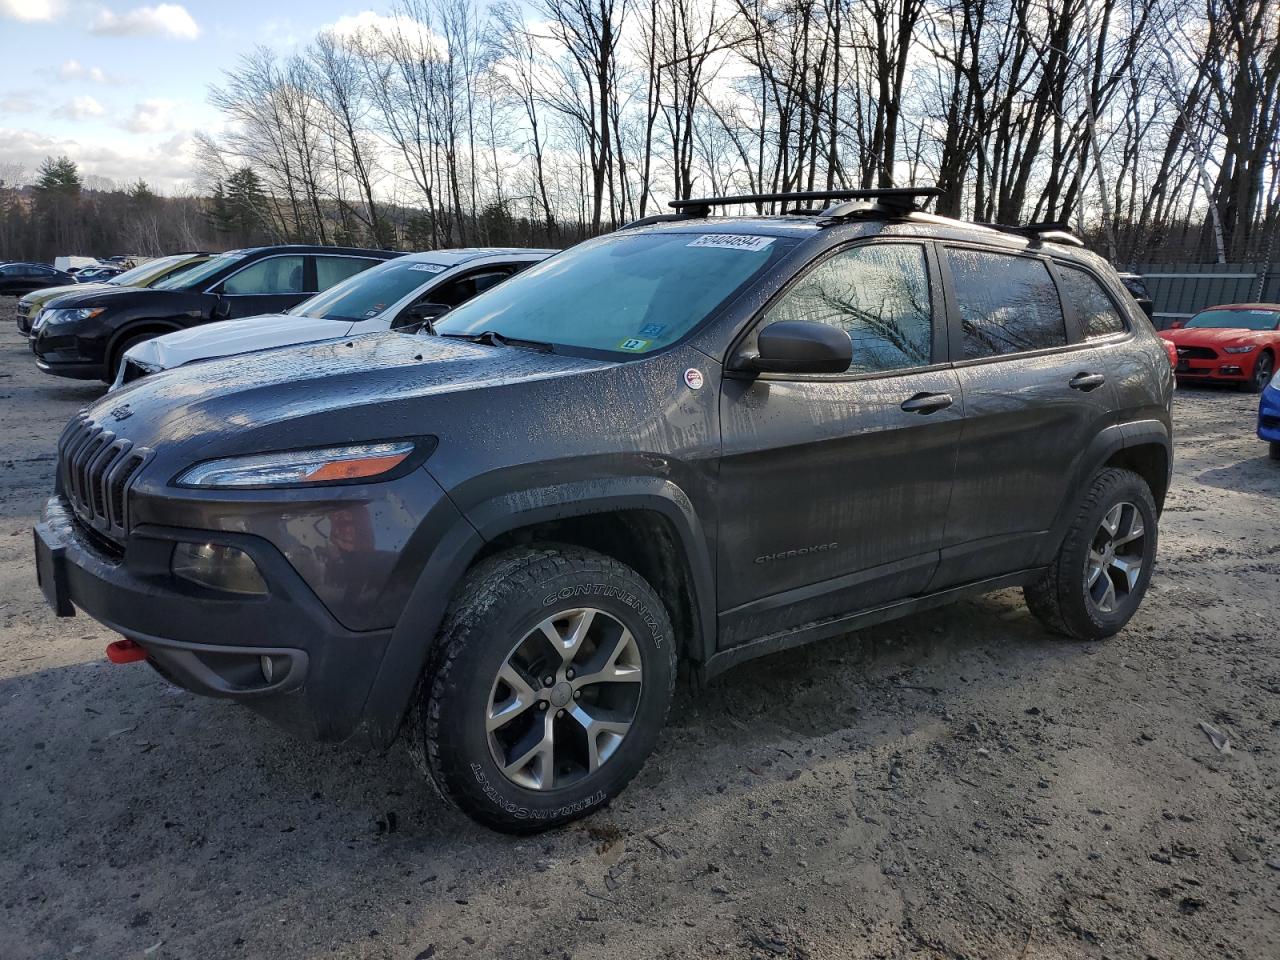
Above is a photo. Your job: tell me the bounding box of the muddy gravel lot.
[1,297,1278,960]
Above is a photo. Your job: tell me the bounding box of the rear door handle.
[1069,372,1106,392]
[900,392,954,414]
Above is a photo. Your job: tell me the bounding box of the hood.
[95,332,612,463]
[22,281,115,305]
[46,284,206,311]
[127,314,354,370]
[1161,326,1275,348]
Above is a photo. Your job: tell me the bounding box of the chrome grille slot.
[56,414,152,544]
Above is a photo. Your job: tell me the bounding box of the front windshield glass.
[434,231,789,355]
[1185,308,1280,331]
[290,258,450,321]
[152,251,247,291]
[108,255,189,287]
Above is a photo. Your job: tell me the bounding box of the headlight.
[1223,344,1256,354]
[175,440,421,489]
[36,306,105,330]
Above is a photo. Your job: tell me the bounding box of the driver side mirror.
[735,320,852,375]
[211,297,231,319]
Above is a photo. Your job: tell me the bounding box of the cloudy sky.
[0,0,377,193]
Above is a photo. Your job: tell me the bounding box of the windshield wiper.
[439,330,554,352]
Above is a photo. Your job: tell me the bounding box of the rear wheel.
[411,545,677,832]
[1025,468,1158,641]
[1243,351,1273,394]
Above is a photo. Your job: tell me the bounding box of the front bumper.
[31,327,106,379]
[1259,385,1280,443]
[1174,359,1250,382]
[34,496,391,742]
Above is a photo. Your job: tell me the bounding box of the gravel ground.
[2,297,1278,960]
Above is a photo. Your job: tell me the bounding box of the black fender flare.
[356,476,715,749]
[1035,420,1172,566]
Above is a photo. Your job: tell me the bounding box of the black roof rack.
[669,187,941,219]
[979,220,1085,248]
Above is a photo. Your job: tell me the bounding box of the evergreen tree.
[36,156,82,196]
[225,167,267,238]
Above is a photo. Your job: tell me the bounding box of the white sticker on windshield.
[687,234,776,252]
[409,263,447,273]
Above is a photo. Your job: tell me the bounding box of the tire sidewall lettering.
[470,762,606,820]
[541,583,664,648]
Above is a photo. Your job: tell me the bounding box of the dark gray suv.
[34,189,1173,831]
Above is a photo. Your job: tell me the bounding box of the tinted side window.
[947,249,1067,359]
[428,269,514,308]
[1058,265,1125,338]
[222,256,305,295]
[764,243,933,373]
[316,256,373,291]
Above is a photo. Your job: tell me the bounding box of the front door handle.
[900,392,954,414]
[1069,372,1106,392]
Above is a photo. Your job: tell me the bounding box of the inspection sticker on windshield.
[618,338,651,352]
[409,263,447,273]
[687,234,775,252]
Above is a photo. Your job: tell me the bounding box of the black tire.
[105,332,157,383]
[1242,351,1273,394]
[1024,467,1158,641]
[1270,441,1280,461]
[411,545,677,833]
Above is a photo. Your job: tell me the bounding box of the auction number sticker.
[409,263,447,273]
[618,338,651,352]
[687,234,775,252]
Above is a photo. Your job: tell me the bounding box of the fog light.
[1220,365,1242,374]
[260,655,274,683]
[171,542,267,594]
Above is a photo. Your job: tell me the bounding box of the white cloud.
[58,60,115,84]
[0,0,63,22]
[0,126,199,192]
[91,4,199,40]
[326,10,445,57]
[122,98,177,133]
[0,89,41,113]
[54,96,107,120]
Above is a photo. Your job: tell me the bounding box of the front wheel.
[1243,351,1274,394]
[411,545,676,832]
[1025,467,1158,641]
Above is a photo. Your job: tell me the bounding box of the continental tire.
[1024,468,1158,641]
[412,545,676,833]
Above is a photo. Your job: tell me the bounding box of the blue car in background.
[1260,369,1280,460]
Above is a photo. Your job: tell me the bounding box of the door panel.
[717,370,963,646]
[930,247,1117,588]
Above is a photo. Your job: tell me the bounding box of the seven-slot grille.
[57,414,151,544]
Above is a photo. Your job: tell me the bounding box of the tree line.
[3,0,1277,266]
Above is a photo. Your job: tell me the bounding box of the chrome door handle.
[900,392,954,414]
[1069,372,1106,392]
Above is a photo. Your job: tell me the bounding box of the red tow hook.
[105,638,148,664]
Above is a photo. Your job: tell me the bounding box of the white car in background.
[111,247,554,391]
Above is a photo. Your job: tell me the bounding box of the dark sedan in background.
[0,262,76,296]
[29,244,401,382]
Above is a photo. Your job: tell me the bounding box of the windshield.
[290,258,450,321]
[152,251,247,291]
[1185,308,1280,331]
[434,231,789,355]
[108,255,194,287]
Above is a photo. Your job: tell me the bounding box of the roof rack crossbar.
[979,220,1085,248]
[669,187,942,214]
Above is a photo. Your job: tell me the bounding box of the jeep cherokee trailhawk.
[34,188,1173,831]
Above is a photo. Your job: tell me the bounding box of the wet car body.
[35,207,1174,754]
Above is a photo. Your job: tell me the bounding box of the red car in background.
[1160,303,1280,393]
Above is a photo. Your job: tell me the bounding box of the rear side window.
[223,256,306,295]
[429,269,514,308]
[764,243,934,373]
[316,256,373,291]
[947,249,1066,359]
[1058,265,1125,338]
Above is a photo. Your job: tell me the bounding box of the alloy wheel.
[1085,501,1146,614]
[486,607,644,790]
[1254,354,1274,391]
